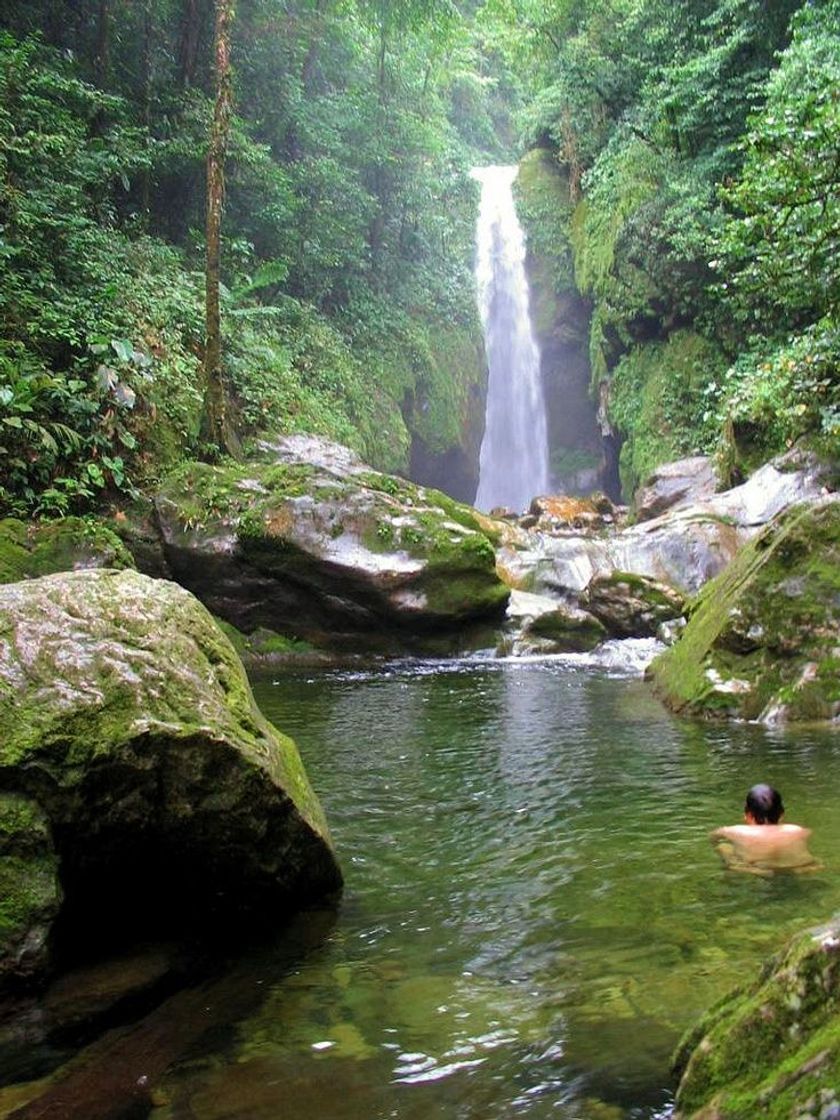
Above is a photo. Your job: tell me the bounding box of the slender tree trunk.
[141,0,154,221]
[94,0,110,88]
[202,0,236,456]
[178,0,202,87]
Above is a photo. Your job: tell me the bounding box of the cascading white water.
[472,165,549,513]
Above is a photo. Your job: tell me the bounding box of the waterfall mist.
[472,166,549,514]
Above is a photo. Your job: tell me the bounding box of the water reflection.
[152,660,840,1120]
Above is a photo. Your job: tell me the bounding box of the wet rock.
[0,517,133,584]
[151,435,508,652]
[633,457,718,522]
[583,572,686,639]
[500,589,606,654]
[0,569,341,989]
[673,914,840,1119]
[498,449,833,600]
[526,494,618,534]
[648,498,840,723]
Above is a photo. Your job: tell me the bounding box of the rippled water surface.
[158,655,840,1119]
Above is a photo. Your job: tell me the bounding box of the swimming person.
[710,784,821,875]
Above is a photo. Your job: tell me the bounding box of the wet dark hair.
[745,784,784,824]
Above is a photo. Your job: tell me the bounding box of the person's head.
[744,783,784,825]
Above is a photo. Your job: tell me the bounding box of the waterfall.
[472,165,549,514]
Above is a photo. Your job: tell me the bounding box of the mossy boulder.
[500,589,607,655]
[151,435,509,652]
[673,915,840,1119]
[0,518,133,584]
[648,499,840,723]
[0,569,341,989]
[584,571,686,638]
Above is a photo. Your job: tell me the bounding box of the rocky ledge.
[0,569,341,990]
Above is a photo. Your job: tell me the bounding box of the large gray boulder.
[0,569,341,989]
[151,435,509,652]
[632,456,718,522]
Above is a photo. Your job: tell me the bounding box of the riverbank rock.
[583,573,686,638]
[648,498,840,723]
[0,794,61,987]
[499,589,606,655]
[150,435,509,652]
[632,457,718,522]
[498,448,833,600]
[0,569,341,990]
[0,517,133,584]
[672,914,840,1119]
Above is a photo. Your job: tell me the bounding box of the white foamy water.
[472,166,549,514]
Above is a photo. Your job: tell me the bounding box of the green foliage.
[609,331,727,495]
[712,318,840,475]
[712,1,840,329]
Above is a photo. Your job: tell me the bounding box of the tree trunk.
[93,0,110,88]
[141,0,154,220]
[202,0,236,457]
[178,0,202,87]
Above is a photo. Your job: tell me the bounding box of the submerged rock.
[673,914,840,1119]
[0,569,341,989]
[151,435,508,652]
[648,499,840,723]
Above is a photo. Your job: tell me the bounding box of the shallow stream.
[151,652,840,1119]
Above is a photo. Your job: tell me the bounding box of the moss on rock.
[0,794,60,987]
[0,569,341,987]
[0,517,134,584]
[673,915,840,1119]
[153,437,509,650]
[648,499,840,723]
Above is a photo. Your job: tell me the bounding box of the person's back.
[710,784,821,875]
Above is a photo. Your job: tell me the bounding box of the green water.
[155,654,840,1120]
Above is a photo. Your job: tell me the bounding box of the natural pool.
[148,650,840,1120]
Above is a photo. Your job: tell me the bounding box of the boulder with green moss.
[648,499,840,723]
[673,915,840,1119]
[499,589,607,655]
[0,568,341,989]
[584,572,686,638]
[0,517,134,584]
[152,434,509,652]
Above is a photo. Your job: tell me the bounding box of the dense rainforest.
[0,0,838,515]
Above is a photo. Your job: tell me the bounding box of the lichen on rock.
[0,568,341,989]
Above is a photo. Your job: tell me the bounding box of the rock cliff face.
[673,915,840,1119]
[151,435,509,653]
[648,499,840,723]
[0,569,341,989]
